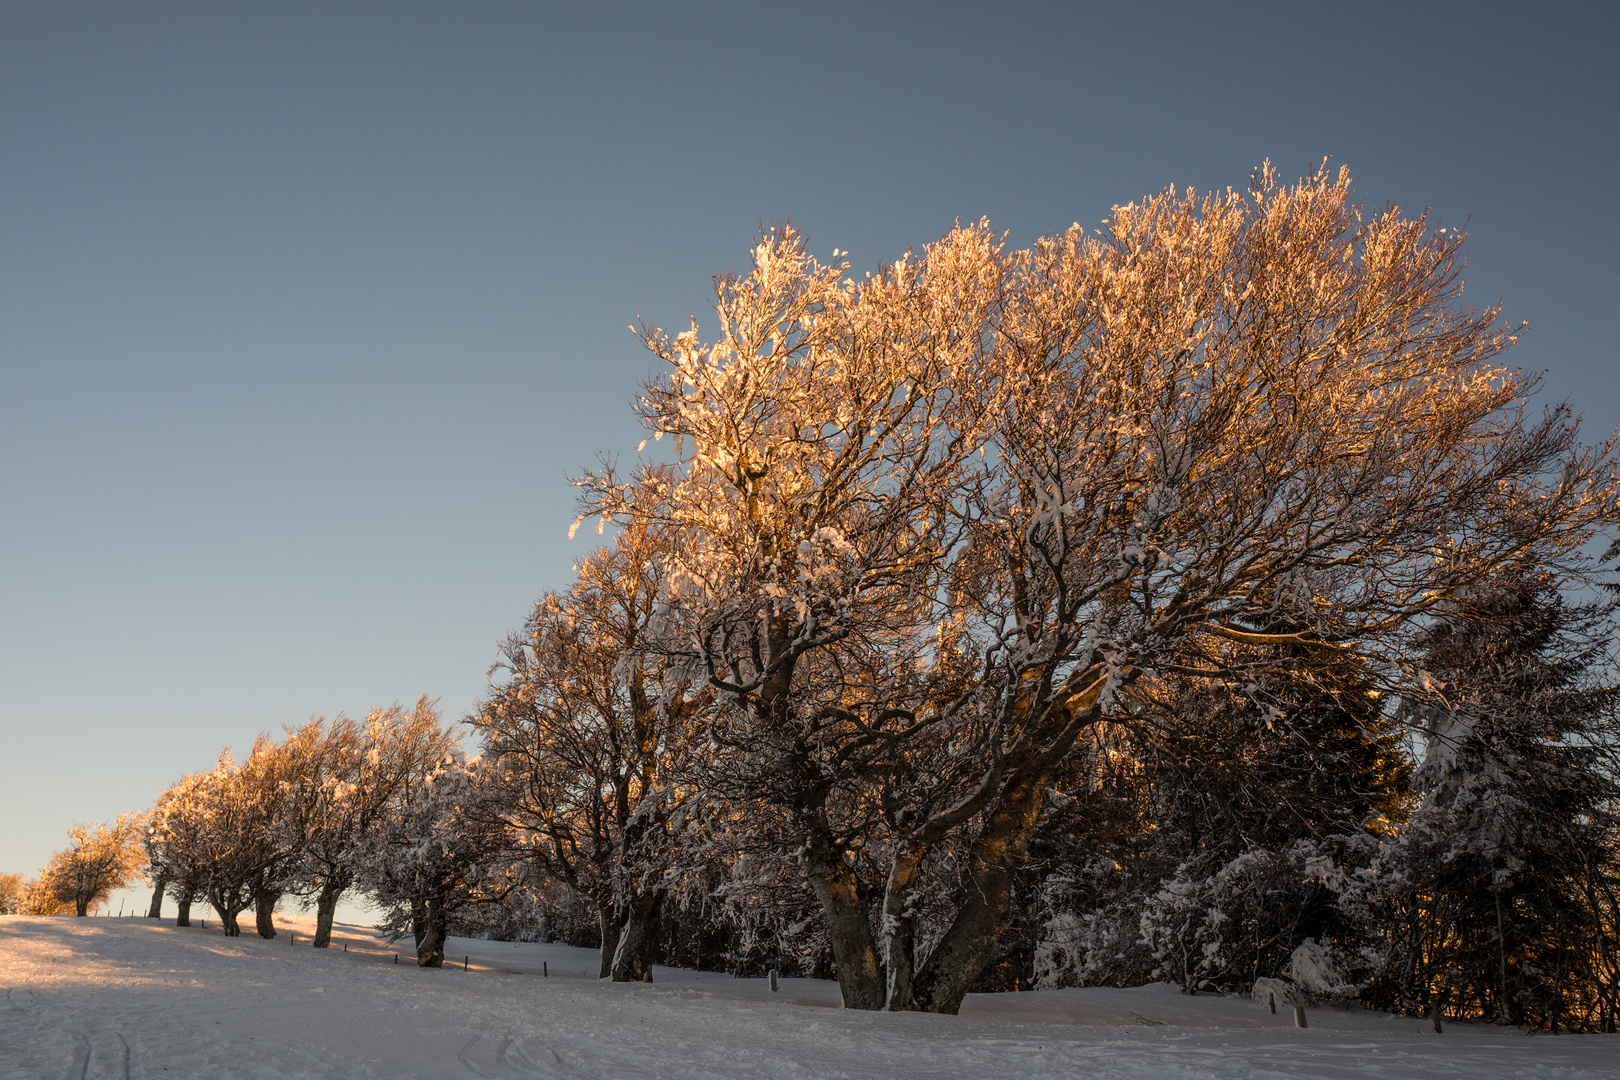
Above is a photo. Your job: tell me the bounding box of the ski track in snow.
[1,915,1614,1080]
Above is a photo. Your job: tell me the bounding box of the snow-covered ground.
[1,914,1612,1079]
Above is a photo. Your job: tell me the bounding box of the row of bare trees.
[4,816,147,916]
[12,163,1617,1023]
[140,698,504,964]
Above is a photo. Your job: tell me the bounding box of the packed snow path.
[1,915,1612,1079]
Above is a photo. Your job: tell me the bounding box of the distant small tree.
[0,871,25,914]
[140,799,180,918]
[159,748,277,937]
[36,813,147,916]
[18,879,70,915]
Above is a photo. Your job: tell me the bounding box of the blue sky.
[3,2,1617,913]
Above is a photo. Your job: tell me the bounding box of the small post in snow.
[1293,1005,1308,1028]
[394,953,399,964]
[464,955,469,971]
[343,943,348,952]
[769,969,778,992]
[543,961,548,977]
[1269,992,1276,1015]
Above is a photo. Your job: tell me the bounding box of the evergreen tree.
[1360,578,1620,1028]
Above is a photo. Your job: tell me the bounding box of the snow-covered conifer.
[1350,576,1620,1028]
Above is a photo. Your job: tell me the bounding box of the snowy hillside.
[2,915,1612,1079]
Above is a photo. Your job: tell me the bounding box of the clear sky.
[4,2,1617,916]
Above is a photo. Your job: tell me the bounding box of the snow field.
[1,914,1612,1079]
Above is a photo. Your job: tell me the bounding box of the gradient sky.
[4,2,1617,918]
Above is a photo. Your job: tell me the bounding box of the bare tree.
[153,743,285,937]
[475,517,700,980]
[356,734,514,967]
[0,871,28,914]
[277,700,447,948]
[35,814,146,916]
[580,165,1619,1011]
[148,771,213,926]
[878,163,1614,1012]
[581,220,1005,1007]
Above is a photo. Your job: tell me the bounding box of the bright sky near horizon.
[3,2,1618,908]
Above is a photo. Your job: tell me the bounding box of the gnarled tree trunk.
[908,769,1048,1014]
[312,879,344,948]
[208,882,250,936]
[147,874,168,918]
[796,806,883,1010]
[411,898,427,949]
[760,652,883,1010]
[611,891,664,982]
[416,897,448,967]
[175,889,194,927]
[597,900,623,979]
[254,887,280,939]
[881,844,925,1011]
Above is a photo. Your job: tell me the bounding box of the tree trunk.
[75,895,89,917]
[416,897,448,967]
[176,891,194,927]
[312,879,343,948]
[147,874,168,918]
[254,887,279,939]
[797,811,884,1010]
[411,898,427,949]
[1496,893,1514,1025]
[909,768,1047,1014]
[880,846,925,1010]
[208,883,248,937]
[611,891,664,982]
[597,901,624,979]
[757,646,885,1008]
